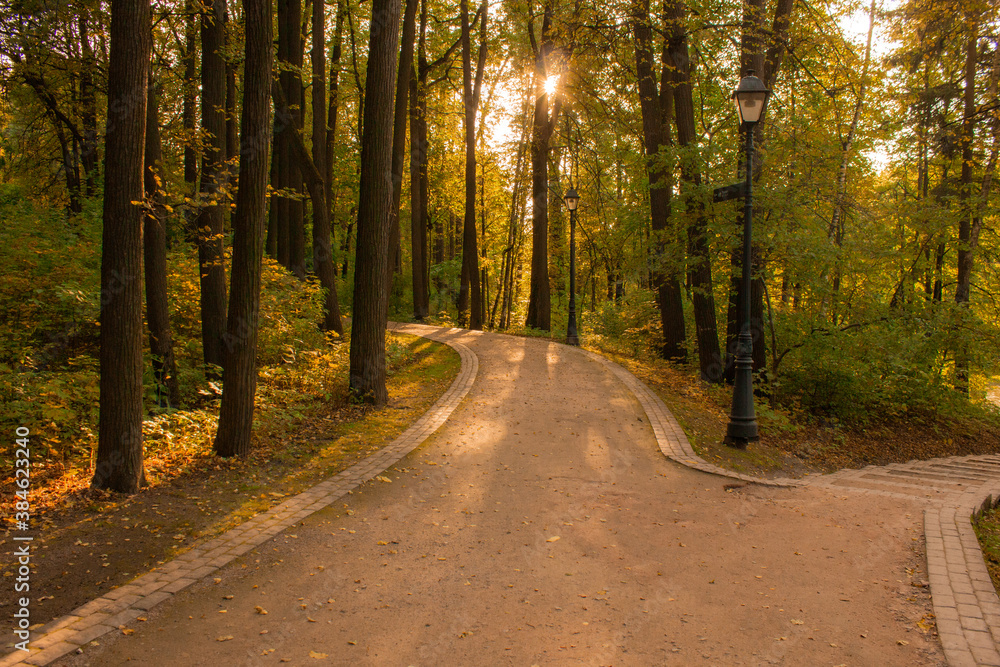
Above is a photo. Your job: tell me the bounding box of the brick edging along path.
[1,323,475,667]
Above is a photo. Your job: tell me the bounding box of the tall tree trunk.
[214,0,272,457]
[143,80,181,409]
[410,35,430,320]
[525,1,561,331]
[349,0,401,405]
[266,132,278,257]
[327,1,345,240]
[955,18,979,393]
[273,85,345,333]
[458,0,486,329]
[309,0,343,333]
[79,12,99,196]
[183,0,199,238]
[279,0,306,278]
[196,0,229,372]
[387,0,420,299]
[632,0,685,360]
[667,0,720,378]
[225,5,238,170]
[92,0,151,493]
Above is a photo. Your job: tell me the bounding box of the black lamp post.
[564,187,580,346]
[724,70,770,449]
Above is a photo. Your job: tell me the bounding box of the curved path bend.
[9,324,996,665]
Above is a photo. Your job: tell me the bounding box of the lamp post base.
[724,330,758,449]
[566,334,579,346]
[723,423,759,449]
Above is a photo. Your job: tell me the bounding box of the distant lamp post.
[564,187,580,346]
[725,70,771,449]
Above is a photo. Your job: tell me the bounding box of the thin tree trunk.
[327,1,345,241]
[410,3,430,321]
[183,0,198,238]
[349,0,400,405]
[525,1,561,331]
[280,0,306,278]
[196,0,229,372]
[92,0,151,493]
[632,0,685,359]
[667,0,720,378]
[214,0,272,457]
[387,0,420,297]
[459,0,486,329]
[79,12,99,196]
[143,80,181,409]
[225,5,238,171]
[309,0,343,333]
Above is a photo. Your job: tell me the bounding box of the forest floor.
[0,334,460,631]
[54,328,943,666]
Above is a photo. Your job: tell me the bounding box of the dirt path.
[66,330,943,665]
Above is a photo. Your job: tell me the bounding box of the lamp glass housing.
[732,72,771,126]
[563,188,579,211]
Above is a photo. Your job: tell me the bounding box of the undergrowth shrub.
[581,293,662,357]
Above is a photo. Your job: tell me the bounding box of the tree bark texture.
[279,0,306,278]
[214,0,273,457]
[387,0,420,293]
[525,1,560,331]
[632,0,686,360]
[327,1,345,242]
[143,81,181,409]
[667,0,721,379]
[79,12,99,196]
[349,0,401,405]
[196,0,229,372]
[955,20,977,393]
[92,0,150,493]
[182,0,198,206]
[310,0,344,333]
[410,53,430,319]
[458,0,485,329]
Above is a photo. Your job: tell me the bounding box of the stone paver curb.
[579,348,801,488]
[926,480,1000,666]
[0,323,476,666]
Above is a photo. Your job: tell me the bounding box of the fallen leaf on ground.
[309,651,328,659]
[546,536,560,543]
[217,635,234,642]
[255,606,268,615]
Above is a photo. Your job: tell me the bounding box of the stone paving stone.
[0,650,28,667]
[133,591,172,611]
[27,628,77,652]
[65,622,115,647]
[20,642,76,666]
[161,578,196,594]
[104,608,143,628]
